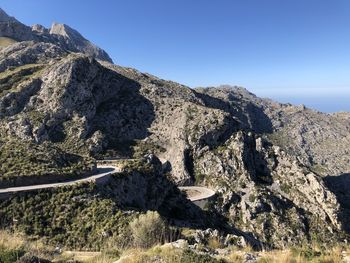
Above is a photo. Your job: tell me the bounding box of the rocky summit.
[0,8,112,62]
[0,7,350,260]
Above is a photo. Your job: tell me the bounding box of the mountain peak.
[0,8,112,62]
[31,24,48,34]
[49,22,113,63]
[50,22,81,39]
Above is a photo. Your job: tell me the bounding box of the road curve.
[179,186,216,202]
[0,164,215,204]
[0,165,118,194]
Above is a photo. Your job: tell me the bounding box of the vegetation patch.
[122,159,155,174]
[0,37,17,47]
[0,138,94,186]
[0,182,135,250]
[0,64,44,97]
[132,140,166,159]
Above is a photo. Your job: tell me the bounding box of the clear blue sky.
[1,0,350,112]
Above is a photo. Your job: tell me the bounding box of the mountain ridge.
[0,8,112,62]
[0,8,350,252]
[0,7,17,22]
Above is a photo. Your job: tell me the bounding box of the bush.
[130,211,167,249]
[0,247,25,263]
[0,139,94,186]
[0,184,133,250]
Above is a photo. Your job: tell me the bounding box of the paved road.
[0,162,215,204]
[179,186,216,201]
[0,165,118,194]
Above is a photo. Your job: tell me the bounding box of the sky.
[1,0,350,112]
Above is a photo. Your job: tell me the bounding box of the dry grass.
[257,250,303,263]
[116,245,225,263]
[130,211,169,249]
[114,248,147,263]
[0,230,25,250]
[0,37,17,47]
[0,230,54,261]
[219,243,350,263]
[38,249,119,263]
[257,245,345,263]
[225,251,244,262]
[0,230,119,262]
[119,246,188,263]
[207,236,224,250]
[1,230,349,263]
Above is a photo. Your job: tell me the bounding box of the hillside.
[0,7,350,262]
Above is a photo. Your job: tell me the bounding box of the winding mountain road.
[0,163,215,204]
[0,165,118,194]
[179,186,216,202]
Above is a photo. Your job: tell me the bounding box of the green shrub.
[249,194,257,203]
[132,140,166,159]
[280,183,291,194]
[0,64,44,97]
[0,247,25,263]
[0,138,94,185]
[0,183,134,250]
[130,211,167,249]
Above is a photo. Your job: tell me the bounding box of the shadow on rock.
[194,90,273,134]
[324,173,350,233]
[89,65,156,157]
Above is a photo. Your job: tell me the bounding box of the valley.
[0,6,350,263]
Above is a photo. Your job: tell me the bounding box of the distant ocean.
[268,95,349,113]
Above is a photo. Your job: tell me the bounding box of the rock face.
[0,8,17,22]
[194,131,343,246]
[1,8,350,248]
[49,22,112,62]
[197,86,350,176]
[0,8,112,62]
[0,8,36,41]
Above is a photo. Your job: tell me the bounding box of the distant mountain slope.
[196,86,350,176]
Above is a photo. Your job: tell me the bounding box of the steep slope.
[0,8,36,42]
[0,8,112,62]
[0,156,206,250]
[196,86,350,176]
[49,22,112,62]
[0,8,14,22]
[0,42,233,184]
[0,9,350,249]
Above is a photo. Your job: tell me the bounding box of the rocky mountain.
[0,8,349,250]
[0,8,36,42]
[49,22,112,62]
[0,8,112,62]
[0,7,16,22]
[197,86,350,176]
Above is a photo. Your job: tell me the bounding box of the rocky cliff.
[197,86,350,176]
[0,8,112,62]
[0,8,349,249]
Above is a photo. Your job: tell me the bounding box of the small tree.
[130,211,167,248]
